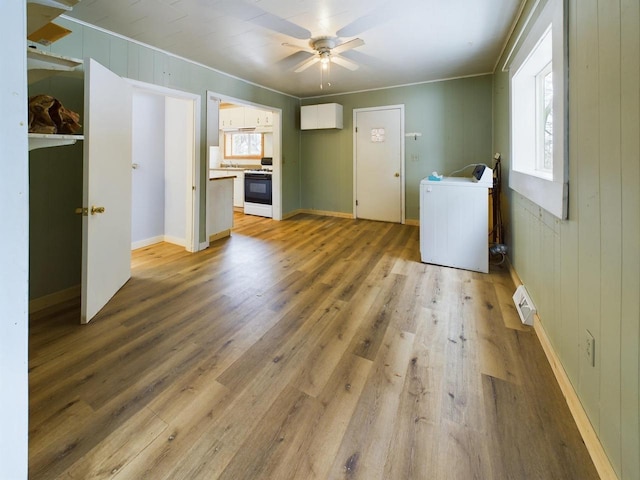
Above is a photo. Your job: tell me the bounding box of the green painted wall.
[299,75,493,219]
[28,18,301,300]
[493,0,640,478]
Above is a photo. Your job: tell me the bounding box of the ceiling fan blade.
[332,38,365,54]
[331,55,359,71]
[294,56,320,73]
[251,13,311,40]
[336,3,396,37]
[281,42,315,54]
[218,0,311,40]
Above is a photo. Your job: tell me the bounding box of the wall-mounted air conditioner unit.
[513,284,536,326]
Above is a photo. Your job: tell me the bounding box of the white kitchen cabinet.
[210,169,244,207]
[243,107,260,128]
[301,103,343,130]
[260,110,273,127]
[219,107,244,128]
[220,106,273,129]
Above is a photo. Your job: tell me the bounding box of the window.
[224,132,264,159]
[508,0,567,219]
[537,62,553,173]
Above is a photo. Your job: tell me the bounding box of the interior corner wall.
[299,75,493,219]
[493,0,640,478]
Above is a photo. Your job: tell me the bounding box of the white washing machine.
[420,166,492,273]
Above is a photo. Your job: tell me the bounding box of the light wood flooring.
[29,213,598,479]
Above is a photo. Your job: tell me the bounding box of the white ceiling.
[66,0,524,98]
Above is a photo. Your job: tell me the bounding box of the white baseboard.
[131,235,164,250]
[29,285,80,313]
[281,209,303,220]
[507,260,617,480]
[132,235,187,250]
[296,209,354,219]
[162,235,186,247]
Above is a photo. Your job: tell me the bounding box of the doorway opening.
[130,81,201,253]
[206,91,283,221]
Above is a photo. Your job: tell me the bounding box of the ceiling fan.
[283,36,365,73]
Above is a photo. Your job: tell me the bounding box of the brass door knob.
[91,206,105,215]
[394,172,400,177]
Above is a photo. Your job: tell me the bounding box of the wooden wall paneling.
[597,0,623,473]
[51,19,82,59]
[537,219,551,325]
[574,0,602,426]
[540,222,559,349]
[559,0,582,400]
[137,44,155,84]
[443,82,465,162]
[108,35,128,78]
[559,217,580,385]
[81,25,110,66]
[620,0,640,478]
[126,42,139,79]
[153,50,167,86]
[167,56,185,89]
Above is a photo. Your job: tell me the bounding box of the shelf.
[27,48,82,84]
[27,0,80,35]
[29,133,84,151]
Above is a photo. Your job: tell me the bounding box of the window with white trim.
[224,132,264,159]
[508,0,567,219]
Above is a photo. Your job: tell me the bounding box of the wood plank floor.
[29,213,599,479]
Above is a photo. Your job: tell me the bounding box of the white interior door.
[354,106,404,223]
[81,59,133,324]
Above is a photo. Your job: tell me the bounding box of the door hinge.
[192,186,196,191]
[356,200,358,206]
[355,126,358,133]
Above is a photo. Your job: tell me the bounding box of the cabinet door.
[82,58,133,323]
[300,105,317,130]
[258,110,273,127]
[244,108,260,128]
[317,103,343,129]
[228,108,244,128]
[219,107,244,128]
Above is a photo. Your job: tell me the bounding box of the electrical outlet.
[585,330,595,367]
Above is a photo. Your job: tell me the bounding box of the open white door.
[81,59,133,324]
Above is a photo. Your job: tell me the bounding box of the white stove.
[244,158,273,217]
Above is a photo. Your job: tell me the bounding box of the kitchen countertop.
[209,175,236,181]
[209,165,254,171]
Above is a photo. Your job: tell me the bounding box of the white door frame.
[353,104,406,223]
[206,91,283,221]
[127,79,201,252]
